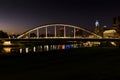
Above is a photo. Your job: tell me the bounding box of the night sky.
[0,0,120,34]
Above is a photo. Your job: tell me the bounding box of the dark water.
[0,42,120,80]
[0,47,120,80]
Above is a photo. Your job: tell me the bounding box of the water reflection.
[33,47,36,52]
[2,44,86,54]
[2,45,71,54]
[3,47,11,53]
[20,48,22,53]
[25,48,29,53]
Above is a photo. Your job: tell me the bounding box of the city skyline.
[0,0,120,34]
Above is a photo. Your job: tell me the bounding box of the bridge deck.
[2,38,120,42]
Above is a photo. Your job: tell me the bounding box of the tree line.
[0,30,8,38]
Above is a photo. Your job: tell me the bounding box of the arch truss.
[17,24,102,39]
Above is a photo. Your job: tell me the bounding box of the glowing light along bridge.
[17,24,102,39]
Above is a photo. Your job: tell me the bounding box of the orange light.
[3,47,11,53]
[3,41,12,46]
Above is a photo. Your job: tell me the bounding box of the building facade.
[112,16,120,35]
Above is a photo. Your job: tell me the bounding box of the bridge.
[0,24,120,47]
[17,24,102,39]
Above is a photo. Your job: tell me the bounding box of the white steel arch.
[17,24,102,39]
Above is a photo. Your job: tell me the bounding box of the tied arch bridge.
[1,24,120,47]
[17,23,101,39]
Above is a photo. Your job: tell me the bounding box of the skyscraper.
[94,20,100,35]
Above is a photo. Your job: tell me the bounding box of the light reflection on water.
[1,43,90,54]
[3,47,11,53]
[2,44,75,54]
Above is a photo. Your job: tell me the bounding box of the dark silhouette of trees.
[0,30,8,38]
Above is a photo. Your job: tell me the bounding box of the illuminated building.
[94,20,100,35]
[3,41,12,46]
[112,16,120,34]
[103,29,117,38]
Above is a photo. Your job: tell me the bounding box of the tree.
[0,30,8,38]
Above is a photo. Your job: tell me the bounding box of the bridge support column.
[37,29,39,38]
[46,27,48,38]
[54,26,56,37]
[74,28,76,38]
[64,26,66,37]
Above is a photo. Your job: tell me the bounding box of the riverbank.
[0,47,120,80]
